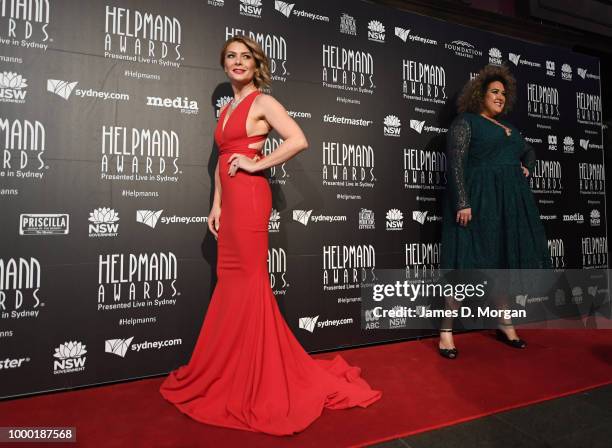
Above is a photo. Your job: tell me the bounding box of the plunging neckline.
[221,90,259,135]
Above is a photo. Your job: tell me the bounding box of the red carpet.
[1,329,611,447]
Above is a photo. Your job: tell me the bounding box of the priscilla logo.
[53,341,87,375]
[383,115,401,137]
[89,207,119,237]
[20,213,69,235]
[0,72,27,104]
[104,6,182,68]
[299,316,318,332]
[146,95,198,115]
[47,79,129,101]
[0,0,51,50]
[240,0,262,18]
[367,20,385,43]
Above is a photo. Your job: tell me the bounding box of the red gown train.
[160,91,381,435]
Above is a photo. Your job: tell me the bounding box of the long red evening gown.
[159,91,381,435]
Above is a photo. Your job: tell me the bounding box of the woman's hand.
[208,204,221,239]
[227,154,260,177]
[521,164,529,177]
[456,208,472,227]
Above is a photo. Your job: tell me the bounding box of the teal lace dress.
[441,113,551,269]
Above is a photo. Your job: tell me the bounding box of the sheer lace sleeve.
[446,116,471,211]
[520,140,536,174]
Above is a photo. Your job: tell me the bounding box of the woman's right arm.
[447,115,472,226]
[208,161,222,238]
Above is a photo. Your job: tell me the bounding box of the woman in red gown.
[160,36,381,436]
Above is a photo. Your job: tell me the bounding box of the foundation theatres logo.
[100,125,181,183]
[322,141,375,189]
[0,0,51,50]
[97,252,179,311]
[402,60,447,104]
[405,242,441,279]
[530,160,562,194]
[322,244,376,290]
[268,209,280,232]
[340,13,356,35]
[0,117,47,181]
[582,236,607,269]
[268,247,288,295]
[579,163,605,195]
[263,137,288,183]
[0,72,27,104]
[367,20,385,43]
[527,83,560,121]
[576,92,602,126]
[383,115,401,137]
[47,79,130,102]
[403,148,447,190]
[444,40,482,59]
[561,64,572,81]
[489,48,502,65]
[548,238,565,269]
[0,257,43,320]
[386,209,403,231]
[19,213,69,235]
[322,44,375,94]
[89,207,119,237]
[104,6,183,68]
[53,341,87,375]
[240,0,262,19]
[359,208,375,230]
[273,1,329,22]
[226,27,288,82]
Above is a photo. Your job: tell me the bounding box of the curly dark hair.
[457,64,516,115]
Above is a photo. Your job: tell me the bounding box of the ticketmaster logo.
[47,79,78,100]
[136,210,163,228]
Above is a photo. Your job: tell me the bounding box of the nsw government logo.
[590,209,600,226]
[561,64,572,81]
[563,136,574,153]
[367,20,385,43]
[386,209,403,231]
[240,0,262,18]
[268,209,280,232]
[383,115,401,137]
[53,341,87,375]
[88,207,119,237]
[20,213,69,235]
[489,48,502,65]
[359,208,375,230]
[0,72,27,104]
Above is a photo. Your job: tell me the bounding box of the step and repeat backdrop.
[0,0,606,398]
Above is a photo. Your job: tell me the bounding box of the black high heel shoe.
[438,329,458,359]
[495,327,527,349]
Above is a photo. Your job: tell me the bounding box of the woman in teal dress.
[439,65,551,359]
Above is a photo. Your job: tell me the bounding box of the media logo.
[97,252,179,310]
[101,126,181,183]
[563,136,574,153]
[53,341,87,375]
[561,63,572,81]
[444,40,482,59]
[358,208,375,230]
[19,213,69,235]
[88,207,119,237]
[548,238,565,269]
[340,13,356,35]
[322,141,375,189]
[590,209,600,226]
[0,257,43,320]
[579,163,605,195]
[530,160,562,194]
[0,72,27,104]
[323,244,376,290]
[269,209,280,233]
[546,60,555,77]
[576,92,601,126]
[299,316,318,332]
[383,115,401,137]
[268,247,288,295]
[104,6,183,68]
[394,27,410,42]
[105,337,134,358]
[0,0,51,50]
[0,117,47,181]
[367,20,385,43]
[146,95,198,115]
[562,213,584,224]
[322,45,374,94]
[403,149,447,190]
[402,60,447,103]
[489,48,502,65]
[405,242,441,279]
[240,0,262,19]
[263,137,288,184]
[582,236,607,268]
[386,209,403,231]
